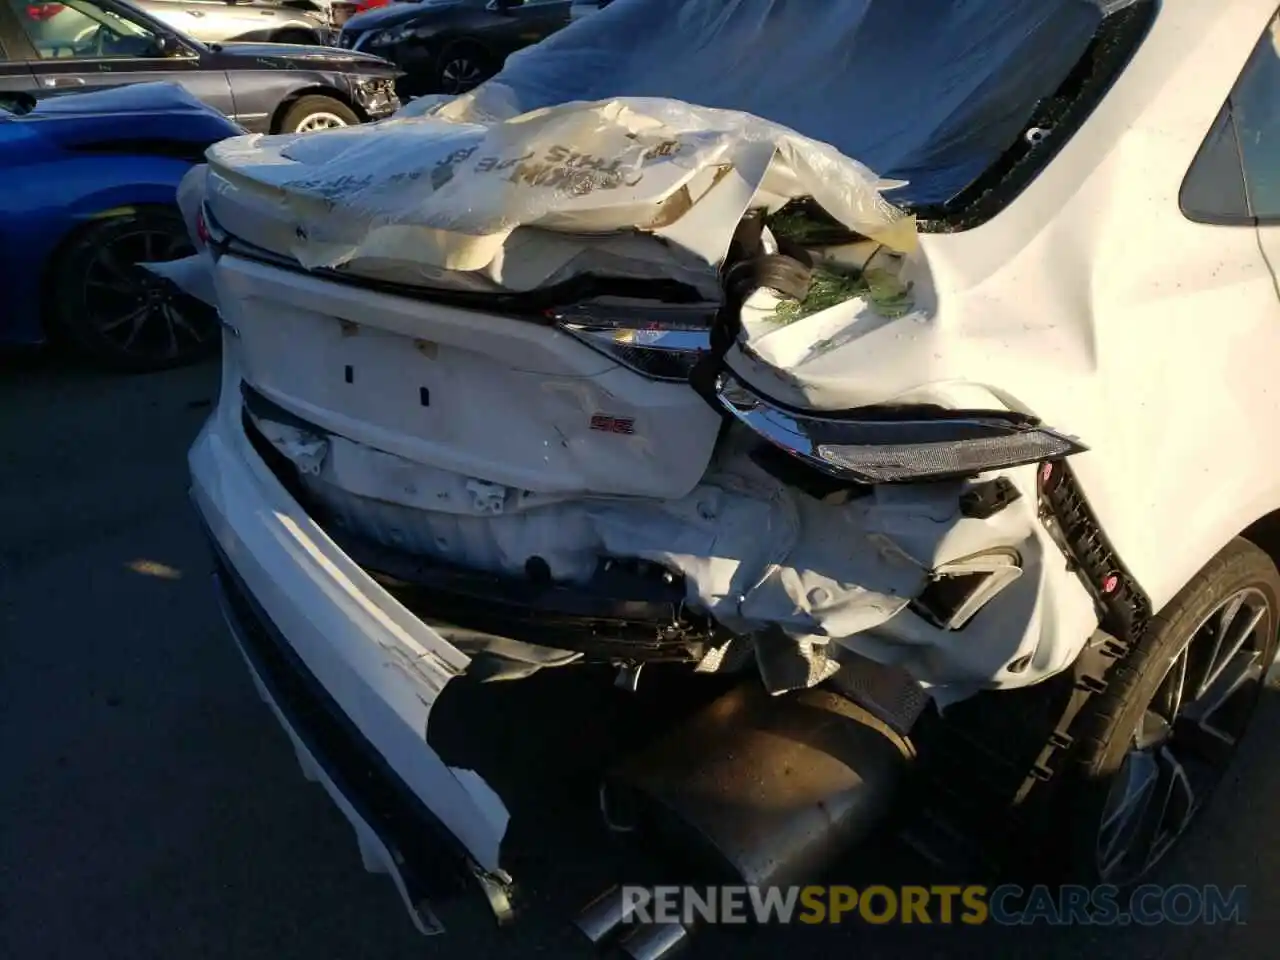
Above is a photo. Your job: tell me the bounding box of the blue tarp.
[463,0,1109,205]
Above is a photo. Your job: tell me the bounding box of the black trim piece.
[904,627,1132,875]
[747,442,871,503]
[960,477,1023,520]
[909,572,993,631]
[65,138,213,164]
[723,252,813,304]
[1036,459,1151,643]
[346,535,723,665]
[203,532,479,918]
[240,381,321,435]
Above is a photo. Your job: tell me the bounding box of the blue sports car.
[0,81,242,371]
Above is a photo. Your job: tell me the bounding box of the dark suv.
[339,0,570,97]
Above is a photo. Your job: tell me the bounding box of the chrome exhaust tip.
[616,920,693,960]
[574,885,637,945]
[574,886,694,960]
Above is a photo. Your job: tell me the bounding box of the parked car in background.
[320,0,396,33]
[568,0,609,20]
[0,0,402,132]
[22,0,333,47]
[0,82,240,370]
[137,0,333,45]
[335,0,387,21]
[338,0,570,96]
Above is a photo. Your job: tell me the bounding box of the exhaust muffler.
[574,677,913,958]
[606,679,914,889]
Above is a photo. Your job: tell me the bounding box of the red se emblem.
[590,414,636,435]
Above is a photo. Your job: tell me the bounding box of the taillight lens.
[548,301,716,383]
[25,3,65,20]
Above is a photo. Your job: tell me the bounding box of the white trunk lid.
[215,255,722,500]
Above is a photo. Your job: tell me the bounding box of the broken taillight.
[25,3,65,20]
[714,371,1087,484]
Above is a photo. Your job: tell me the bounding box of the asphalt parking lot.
[4,353,1280,960]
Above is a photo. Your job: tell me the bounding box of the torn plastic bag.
[202,95,915,293]
[140,163,218,307]
[199,0,1116,293]
[141,254,217,308]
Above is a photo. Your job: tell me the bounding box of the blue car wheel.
[50,207,220,373]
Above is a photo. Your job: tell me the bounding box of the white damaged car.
[183,0,1280,950]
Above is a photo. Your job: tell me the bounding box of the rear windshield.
[913,0,1157,231]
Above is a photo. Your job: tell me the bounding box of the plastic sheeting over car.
[425,0,1118,206]
[199,0,1121,293]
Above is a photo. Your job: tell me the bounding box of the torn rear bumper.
[209,550,462,935]
[189,390,515,929]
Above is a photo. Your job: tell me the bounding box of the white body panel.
[189,350,509,876]
[216,255,722,500]
[727,0,1280,615]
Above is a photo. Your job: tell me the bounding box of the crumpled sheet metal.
[254,416,1094,703]
[203,95,915,288]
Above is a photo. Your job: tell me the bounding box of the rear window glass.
[1182,11,1280,224]
[914,0,1156,232]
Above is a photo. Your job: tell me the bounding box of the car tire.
[49,207,220,374]
[1029,537,1280,887]
[278,95,360,133]
[434,42,494,95]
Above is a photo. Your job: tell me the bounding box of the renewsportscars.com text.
[621,884,1248,927]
